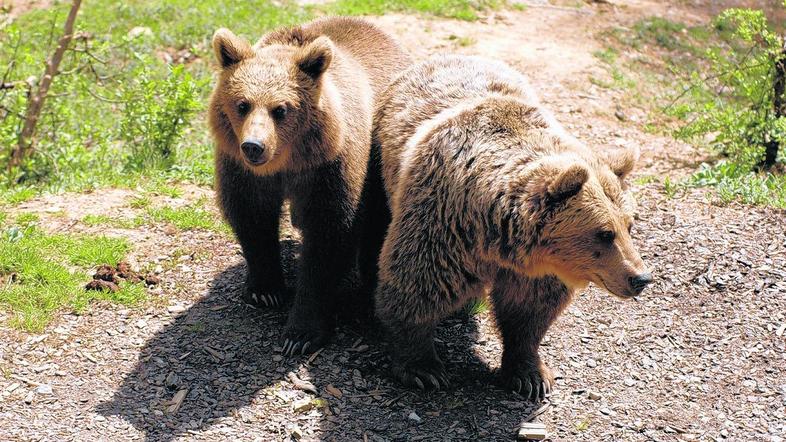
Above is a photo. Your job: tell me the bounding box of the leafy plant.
[120,63,204,170]
[658,6,786,206]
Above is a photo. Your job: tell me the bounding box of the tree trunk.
[764,35,786,169]
[8,0,82,171]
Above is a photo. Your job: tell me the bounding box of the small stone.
[165,372,180,389]
[290,426,304,440]
[95,415,107,422]
[624,378,636,387]
[167,304,186,314]
[127,26,153,39]
[293,398,314,413]
[720,429,729,438]
[35,384,53,395]
[599,407,615,416]
[407,411,422,423]
[586,359,597,368]
[587,391,602,400]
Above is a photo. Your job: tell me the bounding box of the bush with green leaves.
[666,6,786,207]
[120,63,204,170]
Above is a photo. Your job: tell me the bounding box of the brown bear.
[208,17,411,355]
[373,55,653,399]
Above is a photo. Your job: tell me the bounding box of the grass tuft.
[0,225,144,331]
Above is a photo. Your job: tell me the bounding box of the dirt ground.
[1,1,785,441]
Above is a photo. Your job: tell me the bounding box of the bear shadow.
[96,239,537,441]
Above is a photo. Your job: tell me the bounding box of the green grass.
[1,0,503,201]
[688,161,786,208]
[327,0,503,21]
[0,224,144,331]
[597,12,786,209]
[146,199,229,233]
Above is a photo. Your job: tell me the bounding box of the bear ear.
[546,163,589,202]
[212,28,253,68]
[295,36,333,80]
[604,145,640,181]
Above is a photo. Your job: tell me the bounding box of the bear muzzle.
[628,272,653,295]
[240,139,270,166]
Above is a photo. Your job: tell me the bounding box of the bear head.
[512,145,653,298]
[209,28,339,174]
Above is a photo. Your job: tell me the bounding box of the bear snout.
[240,139,269,165]
[628,272,653,295]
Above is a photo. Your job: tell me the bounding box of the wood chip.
[204,347,224,360]
[517,421,548,440]
[325,384,343,399]
[166,389,188,413]
[288,373,317,395]
[10,374,40,387]
[306,347,323,365]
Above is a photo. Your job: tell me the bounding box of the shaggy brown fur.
[208,17,411,355]
[373,55,652,397]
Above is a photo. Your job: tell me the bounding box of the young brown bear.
[373,55,653,398]
[209,18,411,355]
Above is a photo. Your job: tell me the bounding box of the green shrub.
[665,7,786,206]
[121,63,204,171]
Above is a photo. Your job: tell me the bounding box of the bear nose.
[629,272,653,294]
[241,139,266,165]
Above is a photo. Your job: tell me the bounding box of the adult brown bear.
[373,55,653,399]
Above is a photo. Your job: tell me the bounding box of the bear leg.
[355,145,390,323]
[491,270,572,401]
[217,155,288,308]
[384,315,448,390]
[282,166,360,355]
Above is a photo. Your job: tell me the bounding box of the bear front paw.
[281,321,332,357]
[393,357,449,390]
[243,286,288,309]
[500,362,554,402]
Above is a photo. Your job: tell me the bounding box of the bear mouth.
[594,274,637,300]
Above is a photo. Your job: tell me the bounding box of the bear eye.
[237,101,251,116]
[271,104,288,120]
[596,230,616,244]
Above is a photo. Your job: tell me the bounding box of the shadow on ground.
[97,244,537,441]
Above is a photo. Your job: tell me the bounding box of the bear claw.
[507,370,551,401]
[281,327,330,357]
[394,361,449,390]
[243,290,286,309]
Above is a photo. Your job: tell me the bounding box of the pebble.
[586,359,598,368]
[588,391,602,400]
[167,304,186,314]
[407,412,422,423]
[35,384,53,395]
[165,372,180,389]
